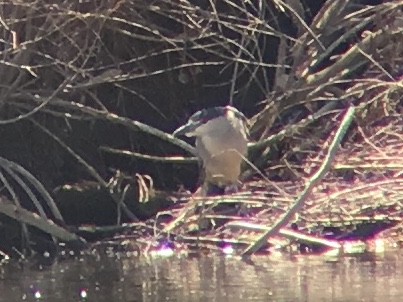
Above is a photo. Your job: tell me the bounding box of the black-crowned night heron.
[173,106,249,195]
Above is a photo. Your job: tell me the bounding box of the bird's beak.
[173,121,201,137]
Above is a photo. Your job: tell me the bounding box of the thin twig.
[99,146,198,163]
[242,106,355,255]
[0,158,64,223]
[0,196,86,244]
[31,120,140,222]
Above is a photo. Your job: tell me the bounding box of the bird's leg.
[226,182,250,217]
[202,182,226,196]
[224,183,239,194]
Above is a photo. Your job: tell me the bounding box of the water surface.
[0,249,402,302]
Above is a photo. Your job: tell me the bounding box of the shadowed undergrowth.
[0,0,402,259]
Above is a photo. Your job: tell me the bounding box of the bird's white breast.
[195,116,248,186]
[196,116,248,156]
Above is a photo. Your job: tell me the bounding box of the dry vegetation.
[0,0,402,257]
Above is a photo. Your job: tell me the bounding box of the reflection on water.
[0,249,402,302]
